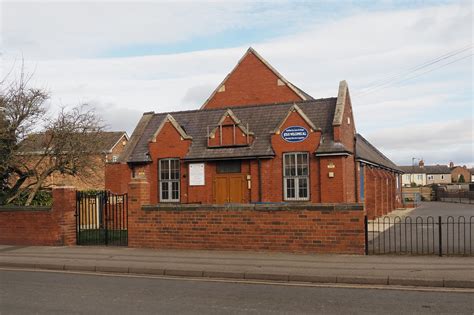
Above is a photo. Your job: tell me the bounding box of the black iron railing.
[365,215,473,256]
[437,190,474,204]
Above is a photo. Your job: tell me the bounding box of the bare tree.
[0,68,104,205]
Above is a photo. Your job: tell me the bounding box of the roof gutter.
[314,152,351,157]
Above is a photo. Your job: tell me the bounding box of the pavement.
[1,245,473,289]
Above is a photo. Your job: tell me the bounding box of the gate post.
[438,216,442,257]
[52,187,77,246]
[364,215,369,255]
[103,191,108,246]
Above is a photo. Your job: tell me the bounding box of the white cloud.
[1,1,472,166]
[365,118,473,166]
[2,1,256,59]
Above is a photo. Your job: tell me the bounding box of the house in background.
[399,160,451,186]
[449,161,472,183]
[470,168,474,183]
[107,47,402,219]
[17,131,128,190]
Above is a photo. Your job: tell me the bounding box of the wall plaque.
[281,126,308,143]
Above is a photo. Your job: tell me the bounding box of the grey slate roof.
[123,101,400,174]
[315,140,351,155]
[124,98,337,163]
[398,165,451,174]
[355,134,402,172]
[118,113,153,163]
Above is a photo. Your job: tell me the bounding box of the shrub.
[9,190,53,206]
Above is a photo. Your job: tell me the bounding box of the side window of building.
[159,158,180,202]
[283,152,309,201]
[427,175,433,180]
[417,174,423,180]
[359,164,365,201]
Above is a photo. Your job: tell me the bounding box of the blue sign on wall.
[281,126,308,143]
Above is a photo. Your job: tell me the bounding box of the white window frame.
[159,158,180,202]
[283,152,309,201]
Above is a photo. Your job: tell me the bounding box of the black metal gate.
[365,215,473,256]
[76,191,128,246]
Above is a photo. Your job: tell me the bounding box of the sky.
[1,0,473,167]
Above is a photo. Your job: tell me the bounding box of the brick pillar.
[128,179,150,248]
[387,173,392,213]
[52,187,77,246]
[381,170,386,215]
[376,169,382,217]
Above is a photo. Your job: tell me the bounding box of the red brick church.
[106,48,402,218]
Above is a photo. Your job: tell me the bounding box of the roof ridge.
[150,97,337,117]
[199,47,311,109]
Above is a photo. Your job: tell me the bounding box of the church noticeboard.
[189,163,205,186]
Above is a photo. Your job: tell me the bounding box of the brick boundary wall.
[128,179,365,254]
[0,187,76,246]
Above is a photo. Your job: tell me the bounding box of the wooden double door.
[214,174,246,204]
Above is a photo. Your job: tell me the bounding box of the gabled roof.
[272,104,318,133]
[124,98,337,163]
[18,131,128,155]
[209,109,253,138]
[150,114,192,142]
[200,47,313,109]
[355,134,401,172]
[399,165,452,174]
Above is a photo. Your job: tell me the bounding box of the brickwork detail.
[127,180,365,254]
[0,187,76,246]
[203,52,302,109]
[105,163,131,194]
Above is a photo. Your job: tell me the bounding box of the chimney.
[418,159,424,168]
[449,161,454,168]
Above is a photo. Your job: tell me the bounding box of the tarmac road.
[411,202,474,218]
[1,270,473,315]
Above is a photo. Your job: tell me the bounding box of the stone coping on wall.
[142,203,364,212]
[0,205,51,212]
